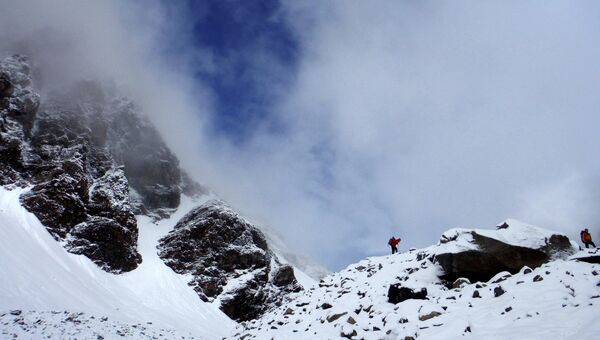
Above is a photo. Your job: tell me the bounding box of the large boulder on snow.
[158,200,302,321]
[433,220,577,283]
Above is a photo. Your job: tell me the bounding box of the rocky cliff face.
[0,55,202,273]
[158,200,302,321]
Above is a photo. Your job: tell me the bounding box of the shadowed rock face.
[0,55,203,273]
[435,231,575,284]
[158,200,302,321]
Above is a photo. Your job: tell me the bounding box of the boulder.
[434,221,576,283]
[67,216,141,273]
[387,284,428,304]
[158,201,301,321]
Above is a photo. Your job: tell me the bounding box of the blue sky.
[184,0,299,143]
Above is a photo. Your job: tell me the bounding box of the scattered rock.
[494,286,505,297]
[472,290,481,298]
[321,303,333,310]
[327,312,347,323]
[452,277,471,289]
[533,275,544,282]
[346,316,356,325]
[419,311,442,321]
[340,326,357,339]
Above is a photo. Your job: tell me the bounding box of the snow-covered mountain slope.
[235,222,600,340]
[0,186,235,339]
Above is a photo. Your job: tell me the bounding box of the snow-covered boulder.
[158,200,302,321]
[434,219,577,283]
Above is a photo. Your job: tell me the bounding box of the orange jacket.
[582,231,592,242]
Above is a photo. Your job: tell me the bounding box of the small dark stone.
[493,286,505,297]
[533,275,544,282]
[321,303,333,310]
[327,312,347,323]
[340,328,357,338]
[472,290,481,298]
[505,307,512,312]
[419,311,442,321]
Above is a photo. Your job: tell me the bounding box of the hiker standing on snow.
[388,236,401,254]
[580,228,596,248]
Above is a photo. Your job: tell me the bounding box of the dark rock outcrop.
[158,200,302,321]
[1,55,203,273]
[387,284,428,304]
[435,226,576,284]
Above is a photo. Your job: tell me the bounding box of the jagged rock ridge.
[158,200,302,321]
[0,54,203,273]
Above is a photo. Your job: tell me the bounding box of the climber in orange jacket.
[388,236,401,254]
[580,228,596,248]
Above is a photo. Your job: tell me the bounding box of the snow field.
[0,187,235,339]
[238,242,600,339]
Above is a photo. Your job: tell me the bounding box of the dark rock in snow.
[435,228,575,283]
[493,286,505,297]
[419,311,442,321]
[67,216,141,272]
[452,277,470,289]
[533,275,544,282]
[472,290,481,298]
[326,312,347,323]
[273,265,297,287]
[388,284,428,304]
[158,200,301,321]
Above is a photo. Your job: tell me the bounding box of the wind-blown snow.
[0,187,234,339]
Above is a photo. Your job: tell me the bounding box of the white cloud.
[2,0,599,270]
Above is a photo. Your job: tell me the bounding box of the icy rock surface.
[158,200,302,321]
[0,55,204,273]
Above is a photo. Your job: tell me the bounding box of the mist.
[2,0,599,270]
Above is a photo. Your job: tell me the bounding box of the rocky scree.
[0,54,203,273]
[158,200,302,321]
